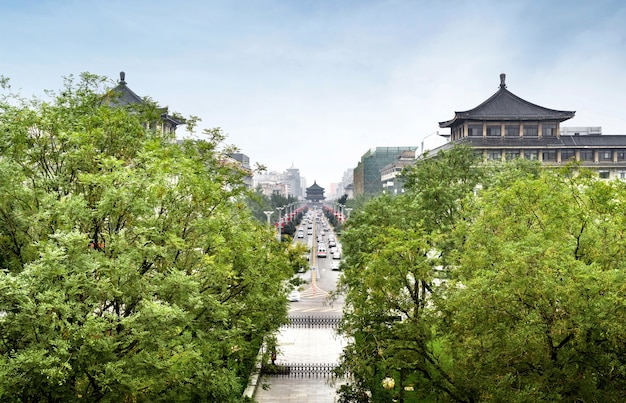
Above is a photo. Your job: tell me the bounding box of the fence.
[287,315,341,328]
[262,362,339,377]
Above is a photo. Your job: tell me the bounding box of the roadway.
[290,210,344,317]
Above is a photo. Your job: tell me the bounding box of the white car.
[332,251,342,259]
[331,260,341,270]
[288,289,301,302]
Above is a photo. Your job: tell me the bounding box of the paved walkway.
[253,327,348,402]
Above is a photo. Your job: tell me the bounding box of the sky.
[2,0,626,192]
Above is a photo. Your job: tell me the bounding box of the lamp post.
[339,203,345,222]
[345,207,353,220]
[276,206,284,241]
[263,211,273,227]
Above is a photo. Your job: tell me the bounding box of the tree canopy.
[335,147,626,402]
[0,73,295,402]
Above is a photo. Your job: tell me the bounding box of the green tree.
[0,74,294,402]
[335,146,483,402]
[440,167,626,401]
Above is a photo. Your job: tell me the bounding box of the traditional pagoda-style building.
[305,181,325,203]
[433,74,626,180]
[104,72,183,135]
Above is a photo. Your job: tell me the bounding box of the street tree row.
[335,146,626,402]
[0,74,295,402]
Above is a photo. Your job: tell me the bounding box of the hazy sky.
[3,0,626,191]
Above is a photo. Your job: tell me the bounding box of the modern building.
[380,149,416,194]
[353,147,418,197]
[285,164,303,199]
[433,73,626,180]
[305,181,325,203]
[228,153,253,189]
[254,165,305,198]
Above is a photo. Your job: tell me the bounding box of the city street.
[254,211,348,402]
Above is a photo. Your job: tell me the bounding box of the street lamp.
[276,206,284,241]
[339,203,345,222]
[263,210,273,227]
[345,207,353,220]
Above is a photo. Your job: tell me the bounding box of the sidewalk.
[253,327,348,402]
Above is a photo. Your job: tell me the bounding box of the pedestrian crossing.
[299,284,329,298]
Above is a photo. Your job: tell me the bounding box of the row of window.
[476,149,626,163]
[454,123,558,140]
[469,124,557,137]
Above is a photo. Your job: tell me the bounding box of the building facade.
[353,146,418,197]
[254,165,304,198]
[228,153,253,189]
[381,149,416,195]
[432,74,626,180]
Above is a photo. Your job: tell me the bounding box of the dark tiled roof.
[104,72,144,107]
[307,181,324,191]
[439,74,575,128]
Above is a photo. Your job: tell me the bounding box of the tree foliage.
[0,73,294,402]
[336,146,626,402]
[442,167,626,401]
[336,146,483,402]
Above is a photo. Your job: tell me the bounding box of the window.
[505,125,520,137]
[505,150,520,160]
[542,150,557,161]
[618,171,626,180]
[579,150,594,161]
[599,171,610,179]
[599,150,613,161]
[617,150,626,161]
[524,150,538,160]
[473,150,485,160]
[487,150,502,161]
[523,125,538,137]
[561,149,575,161]
[468,124,483,137]
[486,125,501,137]
[542,123,557,137]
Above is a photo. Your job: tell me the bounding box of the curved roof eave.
[439,74,575,128]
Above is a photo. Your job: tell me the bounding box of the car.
[328,239,336,247]
[288,289,301,302]
[333,251,342,259]
[307,229,313,235]
[297,230,304,239]
[331,260,341,270]
[317,248,327,258]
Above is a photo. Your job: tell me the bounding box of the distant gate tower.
[305,181,325,203]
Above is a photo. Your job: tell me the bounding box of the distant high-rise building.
[253,164,304,198]
[285,164,302,198]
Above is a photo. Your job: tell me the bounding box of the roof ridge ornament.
[499,73,506,89]
[119,71,126,85]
